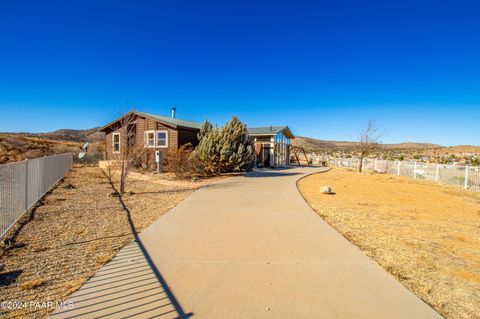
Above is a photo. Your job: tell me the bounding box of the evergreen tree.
[219,116,255,172]
[195,116,254,174]
[195,122,223,174]
[197,121,213,141]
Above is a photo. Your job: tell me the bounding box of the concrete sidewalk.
[52,166,441,319]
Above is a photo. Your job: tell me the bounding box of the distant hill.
[37,128,104,142]
[0,128,105,164]
[292,136,443,152]
[432,145,480,155]
[0,134,81,164]
[2,127,104,143]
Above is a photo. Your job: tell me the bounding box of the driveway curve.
[52,166,441,319]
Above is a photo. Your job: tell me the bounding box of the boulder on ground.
[320,186,333,194]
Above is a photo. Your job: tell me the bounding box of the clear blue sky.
[0,0,479,146]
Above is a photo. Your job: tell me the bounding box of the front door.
[262,144,271,167]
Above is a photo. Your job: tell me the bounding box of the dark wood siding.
[103,114,199,167]
[178,128,200,147]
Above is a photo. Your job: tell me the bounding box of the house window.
[144,130,168,148]
[144,130,155,147]
[157,130,168,148]
[112,133,120,153]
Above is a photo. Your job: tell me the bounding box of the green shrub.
[470,158,480,166]
[195,116,255,175]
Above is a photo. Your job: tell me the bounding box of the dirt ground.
[298,168,480,319]
[0,165,222,318]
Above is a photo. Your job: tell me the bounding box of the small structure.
[248,126,294,167]
[99,110,203,165]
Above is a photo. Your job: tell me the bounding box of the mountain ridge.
[292,136,444,151]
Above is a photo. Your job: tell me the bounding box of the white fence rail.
[327,157,480,191]
[0,154,73,238]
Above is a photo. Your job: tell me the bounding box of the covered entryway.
[258,144,271,167]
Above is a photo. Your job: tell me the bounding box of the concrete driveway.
[52,166,441,319]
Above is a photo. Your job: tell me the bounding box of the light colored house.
[248,126,294,167]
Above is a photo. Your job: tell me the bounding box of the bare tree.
[102,112,149,195]
[357,117,382,173]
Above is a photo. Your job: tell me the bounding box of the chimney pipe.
[171,106,176,119]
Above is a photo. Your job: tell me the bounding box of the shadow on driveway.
[246,165,322,178]
[51,188,193,319]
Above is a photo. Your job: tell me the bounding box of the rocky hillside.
[292,136,443,152]
[0,128,105,164]
[0,134,81,164]
[5,127,104,143]
[291,136,479,164]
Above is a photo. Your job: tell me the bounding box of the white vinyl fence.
[328,157,480,191]
[0,154,73,238]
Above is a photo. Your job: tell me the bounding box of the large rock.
[320,186,333,194]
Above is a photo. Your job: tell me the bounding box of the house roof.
[135,111,204,129]
[99,110,204,132]
[248,126,295,138]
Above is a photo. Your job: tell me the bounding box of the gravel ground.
[0,166,219,318]
[298,168,480,319]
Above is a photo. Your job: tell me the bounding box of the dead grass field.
[0,166,221,318]
[298,168,480,319]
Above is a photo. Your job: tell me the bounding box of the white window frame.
[144,130,156,148]
[112,133,121,153]
[156,130,168,148]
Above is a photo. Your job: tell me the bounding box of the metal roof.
[99,111,294,138]
[248,126,294,138]
[99,110,204,132]
[135,111,204,129]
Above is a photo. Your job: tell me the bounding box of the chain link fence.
[326,157,480,191]
[0,153,73,238]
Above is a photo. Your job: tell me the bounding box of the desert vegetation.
[0,134,77,164]
[165,116,255,178]
[298,168,480,319]
[0,133,105,165]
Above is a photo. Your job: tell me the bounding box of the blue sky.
[0,0,479,146]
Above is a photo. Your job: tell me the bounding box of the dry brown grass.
[0,134,105,164]
[19,279,47,291]
[298,168,480,319]
[0,134,79,164]
[0,165,220,318]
